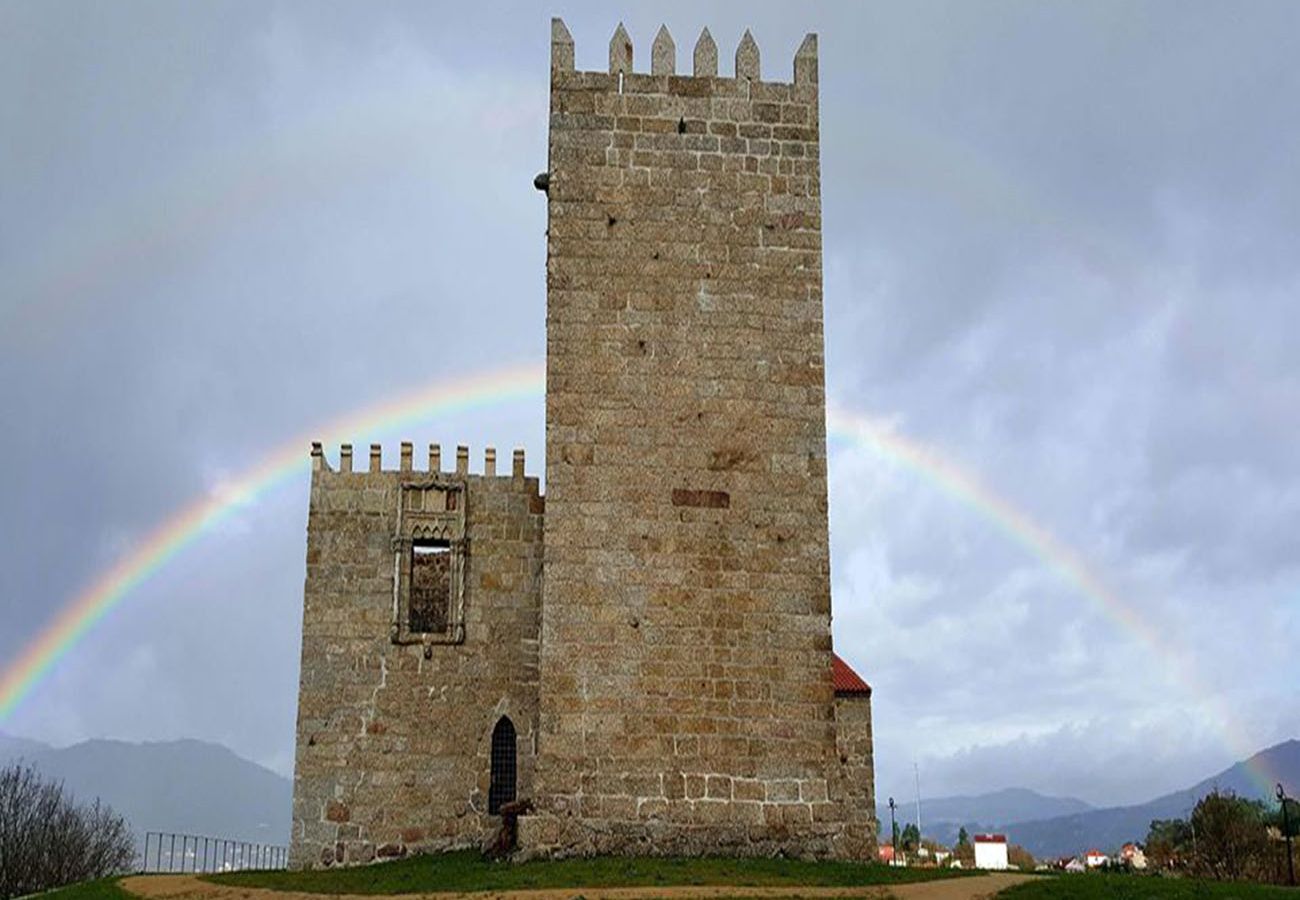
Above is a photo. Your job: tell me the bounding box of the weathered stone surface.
[289,20,875,869]
[833,694,876,858]
[693,28,718,78]
[535,20,875,860]
[289,463,544,869]
[735,30,760,81]
[609,23,633,76]
[651,26,675,76]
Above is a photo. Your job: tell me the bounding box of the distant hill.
[965,739,1300,859]
[878,787,1093,843]
[0,733,291,853]
[0,731,49,759]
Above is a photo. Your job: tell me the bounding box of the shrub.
[0,761,135,898]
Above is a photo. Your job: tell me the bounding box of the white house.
[1120,843,1147,869]
[973,833,1009,870]
[1085,849,1109,868]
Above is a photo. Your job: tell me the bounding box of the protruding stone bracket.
[551,17,574,73]
[609,23,633,75]
[794,33,818,85]
[735,29,760,81]
[651,25,675,75]
[693,28,718,77]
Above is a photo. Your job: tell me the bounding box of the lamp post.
[1279,783,1295,887]
[888,797,899,866]
[915,762,923,855]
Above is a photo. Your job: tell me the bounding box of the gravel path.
[119,871,1035,900]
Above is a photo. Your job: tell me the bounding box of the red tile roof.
[975,833,1008,843]
[832,653,871,695]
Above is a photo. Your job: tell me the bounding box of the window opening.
[409,540,450,634]
[488,717,517,815]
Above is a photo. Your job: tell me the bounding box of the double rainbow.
[0,362,1284,797]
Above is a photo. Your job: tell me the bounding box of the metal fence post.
[138,830,287,875]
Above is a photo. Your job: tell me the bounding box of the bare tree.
[0,761,135,898]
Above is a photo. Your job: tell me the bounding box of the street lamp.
[888,797,899,866]
[1279,783,1295,887]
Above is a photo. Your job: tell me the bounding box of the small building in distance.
[973,833,1009,870]
[1120,842,1147,869]
[1085,848,1109,868]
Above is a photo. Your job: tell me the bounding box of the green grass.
[999,872,1298,900]
[35,876,133,899]
[208,849,978,895]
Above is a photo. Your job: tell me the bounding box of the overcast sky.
[2,1,1297,811]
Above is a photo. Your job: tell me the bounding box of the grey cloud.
[2,2,1295,804]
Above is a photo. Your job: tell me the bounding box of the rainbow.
[3,61,543,331]
[826,407,1288,799]
[0,364,1285,798]
[0,361,544,723]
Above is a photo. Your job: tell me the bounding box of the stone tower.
[288,21,874,869]
[528,20,872,857]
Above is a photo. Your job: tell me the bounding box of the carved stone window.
[392,480,466,645]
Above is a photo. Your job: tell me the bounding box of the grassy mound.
[1000,872,1297,900]
[32,877,133,899]
[209,850,977,894]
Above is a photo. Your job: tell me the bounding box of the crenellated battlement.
[535,15,864,863]
[551,19,816,89]
[310,441,534,483]
[292,18,872,870]
[544,19,822,228]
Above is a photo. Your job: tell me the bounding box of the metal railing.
[141,831,288,873]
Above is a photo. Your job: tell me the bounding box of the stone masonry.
[289,21,875,868]
[291,443,544,868]
[527,19,870,860]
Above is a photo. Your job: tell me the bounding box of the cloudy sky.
[2,1,1297,811]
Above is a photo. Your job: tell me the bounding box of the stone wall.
[531,20,868,858]
[290,443,544,868]
[834,694,877,856]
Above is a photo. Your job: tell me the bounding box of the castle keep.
[290,20,875,867]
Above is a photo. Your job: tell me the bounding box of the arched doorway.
[488,716,517,815]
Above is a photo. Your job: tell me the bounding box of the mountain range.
[0,733,290,854]
[891,739,1300,858]
[3,732,1295,862]
[877,786,1094,834]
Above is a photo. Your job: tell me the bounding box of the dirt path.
[119,871,1035,900]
